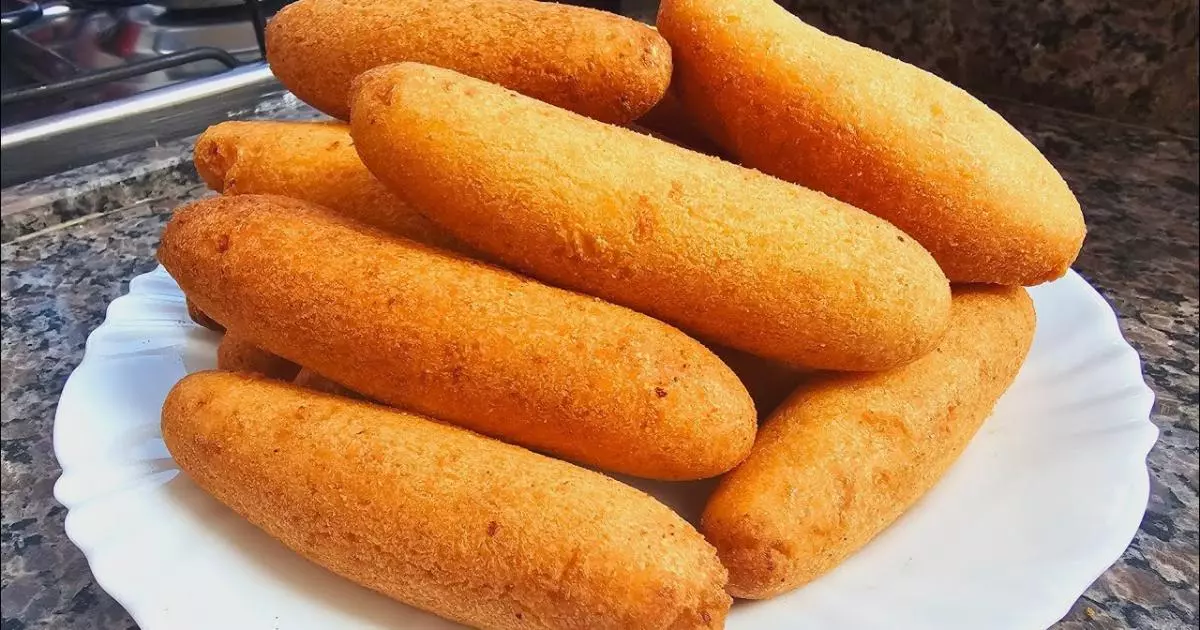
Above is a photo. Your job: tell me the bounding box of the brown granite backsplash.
[774,0,1199,136]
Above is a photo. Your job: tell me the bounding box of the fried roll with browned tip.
[702,286,1036,599]
[193,121,473,255]
[163,371,731,629]
[158,195,755,481]
[658,0,1085,285]
[350,63,951,372]
[266,0,671,124]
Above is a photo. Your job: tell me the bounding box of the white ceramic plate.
[54,267,1157,630]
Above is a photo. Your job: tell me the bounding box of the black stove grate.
[0,0,269,111]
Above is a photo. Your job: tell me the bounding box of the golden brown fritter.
[216,331,300,381]
[701,286,1036,599]
[266,0,671,124]
[657,0,1085,286]
[349,63,951,372]
[157,195,755,481]
[163,371,731,629]
[193,120,472,254]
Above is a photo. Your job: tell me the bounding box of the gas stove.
[0,0,285,186]
[0,0,286,126]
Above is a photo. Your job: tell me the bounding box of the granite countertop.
[1,98,1197,629]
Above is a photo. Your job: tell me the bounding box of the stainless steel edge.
[0,63,283,188]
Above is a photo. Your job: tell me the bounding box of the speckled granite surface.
[779,0,1200,136]
[1,100,1198,629]
[0,92,324,244]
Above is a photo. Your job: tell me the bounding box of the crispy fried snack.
[349,63,951,372]
[163,371,731,629]
[657,0,1085,285]
[701,286,1036,599]
[266,0,671,124]
[194,121,471,254]
[158,195,755,481]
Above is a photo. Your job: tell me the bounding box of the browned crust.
[216,332,300,381]
[349,63,951,372]
[701,286,1036,598]
[186,298,224,332]
[193,121,475,255]
[292,367,367,400]
[266,0,671,124]
[657,0,1085,285]
[157,194,755,481]
[163,371,731,629]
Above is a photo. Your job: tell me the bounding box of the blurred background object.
[0,0,285,128]
[0,0,282,185]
